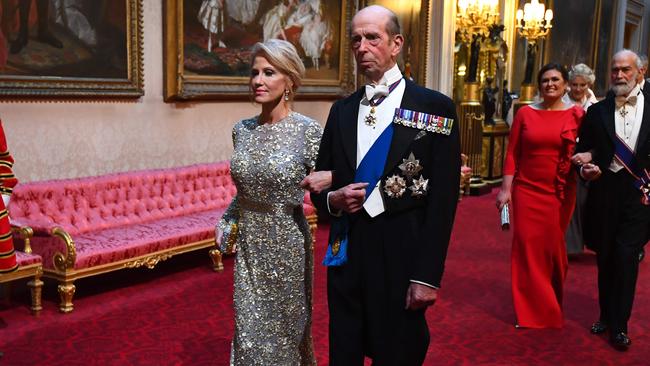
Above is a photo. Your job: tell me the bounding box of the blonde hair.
[569,63,596,85]
[250,39,305,100]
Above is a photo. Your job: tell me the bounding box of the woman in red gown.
[497,63,584,328]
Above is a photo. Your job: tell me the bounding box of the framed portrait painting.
[164,0,355,101]
[0,0,144,98]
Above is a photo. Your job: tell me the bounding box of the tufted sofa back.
[9,162,237,236]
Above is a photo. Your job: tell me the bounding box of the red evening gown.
[503,105,583,328]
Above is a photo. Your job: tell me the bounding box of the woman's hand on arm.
[300,170,333,193]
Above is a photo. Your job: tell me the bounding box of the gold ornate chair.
[0,227,43,315]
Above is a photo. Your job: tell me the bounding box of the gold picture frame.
[358,0,430,86]
[163,0,355,101]
[0,0,144,98]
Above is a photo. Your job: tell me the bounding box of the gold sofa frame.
[29,213,317,313]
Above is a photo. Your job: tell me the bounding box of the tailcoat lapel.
[601,97,617,143]
[635,94,650,153]
[382,80,421,176]
[339,89,363,171]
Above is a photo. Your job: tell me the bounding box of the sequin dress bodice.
[230,113,318,206]
[223,112,321,366]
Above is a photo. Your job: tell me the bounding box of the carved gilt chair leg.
[27,273,43,315]
[209,248,224,272]
[57,281,76,313]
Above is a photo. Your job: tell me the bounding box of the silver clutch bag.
[216,218,238,254]
[501,203,510,231]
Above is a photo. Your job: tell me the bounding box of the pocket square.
[414,130,427,140]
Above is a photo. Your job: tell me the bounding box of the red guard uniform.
[0,120,18,273]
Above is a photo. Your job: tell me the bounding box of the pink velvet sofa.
[8,162,318,313]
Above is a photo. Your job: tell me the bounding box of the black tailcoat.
[311,79,460,364]
[576,87,650,333]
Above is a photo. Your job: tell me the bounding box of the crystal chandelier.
[515,0,553,45]
[456,0,500,44]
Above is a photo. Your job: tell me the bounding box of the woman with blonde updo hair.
[217,39,328,365]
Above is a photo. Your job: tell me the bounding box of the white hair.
[569,63,596,85]
[613,49,643,69]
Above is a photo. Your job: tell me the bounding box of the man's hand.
[405,283,438,310]
[328,182,368,213]
[300,170,332,193]
[571,152,593,166]
[580,162,602,181]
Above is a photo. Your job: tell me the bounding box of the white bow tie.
[365,84,390,102]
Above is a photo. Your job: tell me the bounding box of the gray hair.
[355,5,401,36]
[250,39,306,95]
[640,54,649,69]
[385,10,401,36]
[613,49,643,69]
[569,63,596,85]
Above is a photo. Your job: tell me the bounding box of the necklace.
[620,107,629,118]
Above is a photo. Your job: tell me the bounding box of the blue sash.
[323,123,394,266]
[614,136,650,205]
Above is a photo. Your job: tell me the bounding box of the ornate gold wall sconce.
[515,0,553,102]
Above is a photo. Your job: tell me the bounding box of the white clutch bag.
[501,203,510,231]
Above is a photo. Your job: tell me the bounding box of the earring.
[284,89,290,101]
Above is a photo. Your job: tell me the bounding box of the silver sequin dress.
[221,112,321,366]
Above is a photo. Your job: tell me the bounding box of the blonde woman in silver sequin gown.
[218,39,327,366]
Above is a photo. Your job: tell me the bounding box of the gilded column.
[457,82,489,195]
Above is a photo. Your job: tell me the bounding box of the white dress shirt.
[326,64,437,289]
[610,84,645,172]
[326,64,405,217]
[357,64,405,217]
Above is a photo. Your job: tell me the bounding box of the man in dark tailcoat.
[577,49,650,350]
[310,5,460,365]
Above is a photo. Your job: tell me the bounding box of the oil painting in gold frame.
[164,0,355,101]
[0,0,144,98]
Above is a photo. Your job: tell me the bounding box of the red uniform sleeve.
[0,120,18,195]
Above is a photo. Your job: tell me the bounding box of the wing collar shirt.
[610,83,645,172]
[357,63,405,217]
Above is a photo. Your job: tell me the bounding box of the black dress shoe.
[590,321,608,334]
[610,332,631,350]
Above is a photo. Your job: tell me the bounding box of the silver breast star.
[409,175,429,197]
[398,153,423,179]
[384,175,407,198]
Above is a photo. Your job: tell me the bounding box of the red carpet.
[1,192,648,365]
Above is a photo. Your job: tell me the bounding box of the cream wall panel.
[0,1,332,183]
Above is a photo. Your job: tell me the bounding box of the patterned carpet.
[1,192,648,365]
